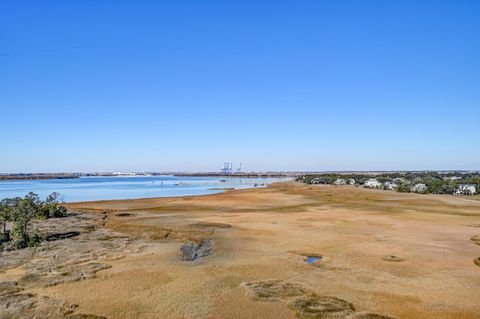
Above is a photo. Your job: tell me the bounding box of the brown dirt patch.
[243,279,308,301]
[67,314,107,319]
[382,255,405,262]
[471,234,480,245]
[190,222,232,229]
[292,251,324,258]
[115,213,132,217]
[348,313,396,319]
[288,294,355,319]
[474,257,480,267]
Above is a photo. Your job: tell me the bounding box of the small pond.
[305,256,322,264]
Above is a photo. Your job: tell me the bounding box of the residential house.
[456,184,477,195]
[333,178,347,185]
[384,181,398,191]
[364,179,382,188]
[412,183,428,193]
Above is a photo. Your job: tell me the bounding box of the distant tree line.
[297,172,480,195]
[0,173,79,180]
[0,192,67,250]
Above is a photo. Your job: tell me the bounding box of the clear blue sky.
[1,1,479,173]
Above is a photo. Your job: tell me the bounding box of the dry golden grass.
[2,182,479,319]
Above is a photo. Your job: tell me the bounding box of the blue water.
[0,176,289,202]
[305,256,322,264]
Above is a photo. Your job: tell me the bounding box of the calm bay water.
[0,176,289,202]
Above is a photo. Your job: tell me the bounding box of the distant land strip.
[173,172,294,177]
[0,172,297,181]
[0,173,80,181]
[2,170,478,181]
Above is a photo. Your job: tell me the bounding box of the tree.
[1,192,69,250]
[40,192,67,218]
[0,198,20,242]
[46,192,63,203]
[0,199,10,241]
[9,193,42,249]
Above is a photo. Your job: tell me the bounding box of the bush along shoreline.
[0,192,67,251]
[296,172,479,196]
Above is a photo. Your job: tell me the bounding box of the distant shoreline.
[0,174,80,181]
[2,170,477,181]
[0,172,295,181]
[173,172,293,177]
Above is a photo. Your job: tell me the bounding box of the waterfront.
[0,176,289,202]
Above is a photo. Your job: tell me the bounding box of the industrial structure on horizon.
[221,162,242,175]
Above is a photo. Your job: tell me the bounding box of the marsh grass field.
[1,182,480,319]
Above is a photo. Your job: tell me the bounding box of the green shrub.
[0,192,68,250]
[396,184,411,193]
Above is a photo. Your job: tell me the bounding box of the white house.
[348,178,356,185]
[456,184,477,195]
[364,179,382,188]
[412,183,428,193]
[384,181,398,191]
[333,178,347,185]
